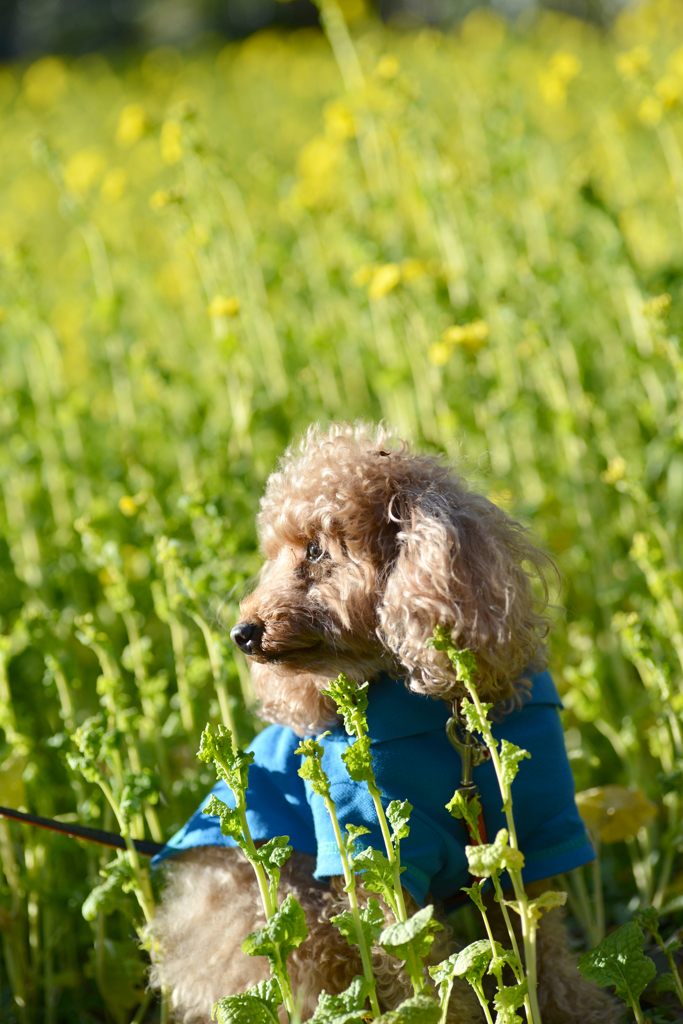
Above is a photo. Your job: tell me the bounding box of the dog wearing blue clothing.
[150,423,620,1024]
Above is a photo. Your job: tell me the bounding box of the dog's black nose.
[230,621,263,654]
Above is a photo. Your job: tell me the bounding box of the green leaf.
[446,790,483,844]
[84,938,146,1012]
[466,829,525,878]
[342,733,374,784]
[429,939,500,988]
[119,767,160,825]
[296,736,331,798]
[353,847,401,907]
[321,674,369,736]
[425,630,478,688]
[241,893,308,964]
[213,978,282,1024]
[492,980,528,1024]
[654,972,678,995]
[82,854,137,921]
[387,800,412,844]
[577,920,656,1009]
[459,698,494,737]
[374,993,441,1024]
[203,794,245,842]
[254,835,292,872]
[309,975,372,1024]
[198,724,253,804]
[379,905,443,960]
[332,897,384,950]
[526,890,567,922]
[460,879,486,914]
[499,741,530,790]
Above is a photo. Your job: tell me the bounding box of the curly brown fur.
[152,422,608,1024]
[150,847,482,1024]
[242,422,557,729]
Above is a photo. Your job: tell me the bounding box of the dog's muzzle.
[230,621,264,656]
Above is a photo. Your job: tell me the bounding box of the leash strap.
[0,805,163,857]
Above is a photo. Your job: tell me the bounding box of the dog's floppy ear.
[377,484,555,703]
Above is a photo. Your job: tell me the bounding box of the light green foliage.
[387,800,412,845]
[213,978,283,1024]
[492,980,528,1024]
[241,893,308,966]
[82,854,137,921]
[577,920,656,1014]
[465,829,525,878]
[332,897,385,950]
[458,699,494,738]
[322,677,370,736]
[498,742,530,790]
[373,994,441,1024]
[296,736,332,798]
[379,905,443,961]
[446,790,483,844]
[308,975,373,1024]
[202,794,244,842]
[430,939,499,987]
[351,841,401,908]
[198,724,253,803]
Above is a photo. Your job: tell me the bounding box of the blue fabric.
[152,671,594,906]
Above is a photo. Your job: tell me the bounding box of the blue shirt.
[152,671,594,906]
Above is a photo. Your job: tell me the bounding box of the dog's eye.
[306,541,324,563]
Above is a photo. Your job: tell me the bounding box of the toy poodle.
[150,423,620,1024]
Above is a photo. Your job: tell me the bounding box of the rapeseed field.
[0,1,682,1019]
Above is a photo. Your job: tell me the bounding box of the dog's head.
[232,422,556,733]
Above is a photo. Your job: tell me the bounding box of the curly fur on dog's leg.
[483,883,622,1024]
[151,848,484,1023]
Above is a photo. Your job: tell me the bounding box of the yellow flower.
[368,263,401,300]
[64,148,105,195]
[550,52,582,82]
[297,136,341,182]
[376,55,400,80]
[401,258,426,282]
[100,168,127,204]
[539,52,581,107]
[575,786,657,844]
[161,120,183,164]
[428,342,451,366]
[638,96,663,127]
[655,76,682,108]
[23,57,68,108]
[351,264,375,287]
[116,104,146,147]
[643,293,672,318]
[208,295,240,318]
[324,100,355,141]
[616,45,651,79]
[118,496,138,517]
[601,456,626,484]
[442,319,489,351]
[150,189,170,211]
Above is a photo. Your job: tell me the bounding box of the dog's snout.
[230,621,263,654]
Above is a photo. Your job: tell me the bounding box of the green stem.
[464,682,541,1024]
[351,713,424,995]
[212,753,295,1017]
[323,794,381,1017]
[188,610,239,740]
[473,982,495,1024]
[97,779,155,925]
[491,875,522,967]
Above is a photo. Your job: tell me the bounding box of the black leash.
[0,805,164,858]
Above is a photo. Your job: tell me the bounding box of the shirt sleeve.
[487,702,595,886]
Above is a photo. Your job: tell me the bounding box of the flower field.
[0,0,682,1019]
